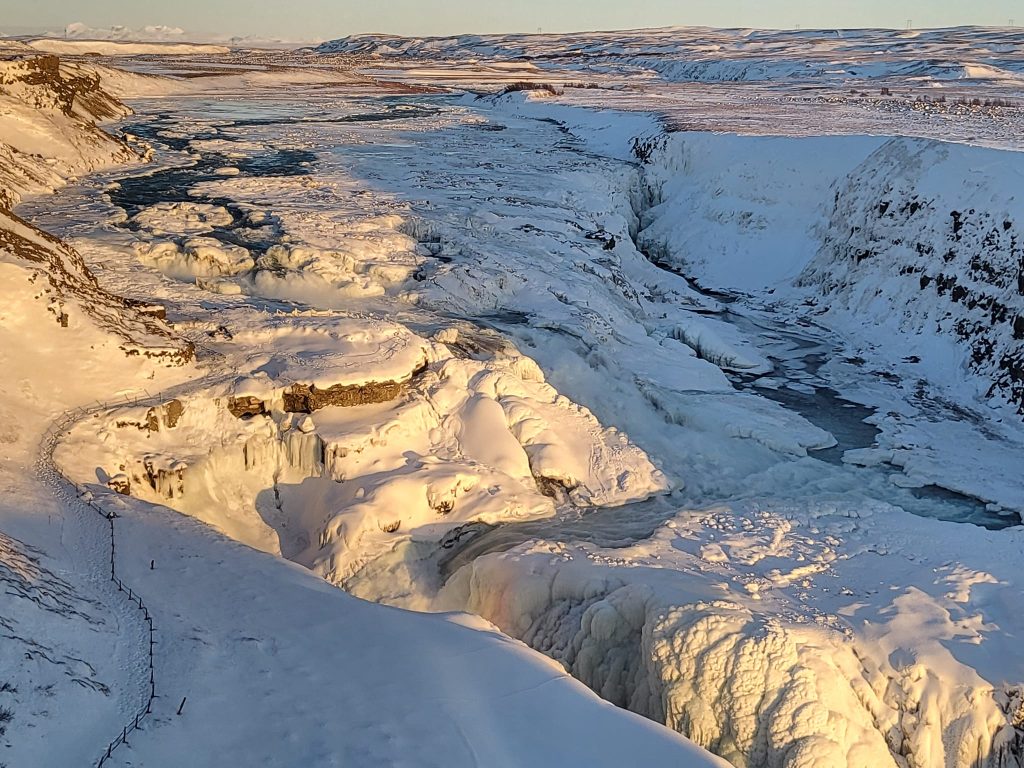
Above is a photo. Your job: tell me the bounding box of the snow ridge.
[316,26,1024,85]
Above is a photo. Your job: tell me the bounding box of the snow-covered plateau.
[3,25,1024,768]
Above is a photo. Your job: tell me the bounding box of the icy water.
[33,88,1016,561]
[440,305,1016,579]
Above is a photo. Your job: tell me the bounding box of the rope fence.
[39,403,163,768]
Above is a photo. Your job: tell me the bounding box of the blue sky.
[5,1,1020,40]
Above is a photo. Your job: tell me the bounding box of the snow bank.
[79,62,196,98]
[0,528,136,764]
[669,314,772,373]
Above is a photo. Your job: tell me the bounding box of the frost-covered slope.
[0,55,138,208]
[801,137,1024,413]
[0,54,192,365]
[80,488,728,768]
[0,56,188,765]
[0,210,193,365]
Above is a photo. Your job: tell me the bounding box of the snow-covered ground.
[6,25,1024,768]
[25,39,231,56]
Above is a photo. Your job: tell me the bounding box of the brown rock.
[282,380,405,414]
[107,474,131,495]
[117,399,184,432]
[228,396,267,419]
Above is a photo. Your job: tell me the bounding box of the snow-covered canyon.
[0,48,725,768]
[6,27,1024,768]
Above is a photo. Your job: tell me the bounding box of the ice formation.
[58,317,666,596]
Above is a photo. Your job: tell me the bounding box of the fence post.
[109,516,115,580]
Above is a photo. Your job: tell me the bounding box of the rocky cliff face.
[0,54,135,210]
[800,137,1024,413]
[0,54,192,365]
[0,55,124,119]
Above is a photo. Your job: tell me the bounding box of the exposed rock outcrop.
[114,400,185,432]
[800,137,1024,414]
[228,396,268,419]
[282,379,407,413]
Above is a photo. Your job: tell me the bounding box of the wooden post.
[177,697,187,715]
